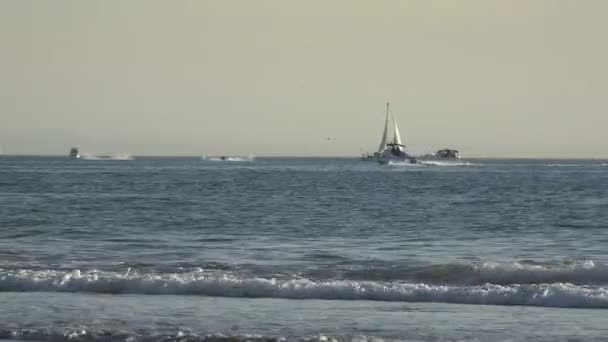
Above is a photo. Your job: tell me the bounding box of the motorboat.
[418,148,461,161]
[69,147,80,159]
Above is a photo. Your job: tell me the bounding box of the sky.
[1,0,607,157]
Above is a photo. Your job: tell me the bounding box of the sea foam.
[0,269,606,308]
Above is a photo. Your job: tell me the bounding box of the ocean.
[1,156,607,342]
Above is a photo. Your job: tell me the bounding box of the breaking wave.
[0,329,498,342]
[334,260,608,285]
[469,260,608,285]
[1,269,607,308]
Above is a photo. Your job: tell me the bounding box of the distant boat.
[69,147,80,159]
[376,103,416,164]
[418,148,461,161]
[360,152,380,161]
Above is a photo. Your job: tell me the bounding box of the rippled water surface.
[1,156,607,341]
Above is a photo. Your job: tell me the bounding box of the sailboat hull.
[378,150,416,164]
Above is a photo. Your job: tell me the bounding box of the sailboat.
[377,103,416,164]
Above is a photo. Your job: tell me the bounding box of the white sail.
[392,113,403,147]
[377,103,390,153]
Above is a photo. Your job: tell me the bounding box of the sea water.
[1,156,607,341]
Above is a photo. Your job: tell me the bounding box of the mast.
[377,102,390,153]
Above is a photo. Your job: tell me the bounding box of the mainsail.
[377,103,390,153]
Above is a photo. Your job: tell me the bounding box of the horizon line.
[2,154,608,160]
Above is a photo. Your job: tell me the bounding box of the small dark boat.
[69,147,80,159]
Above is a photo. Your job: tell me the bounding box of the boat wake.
[386,160,473,167]
[80,154,134,161]
[386,160,425,167]
[417,160,475,166]
[1,267,607,308]
[202,156,255,162]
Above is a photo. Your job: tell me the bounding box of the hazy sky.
[1,1,607,157]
